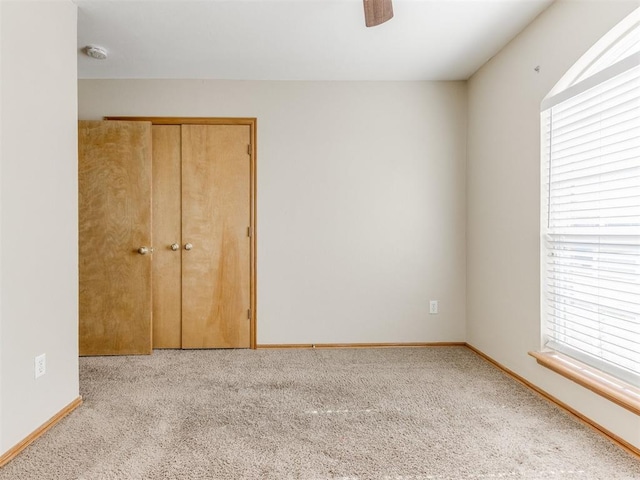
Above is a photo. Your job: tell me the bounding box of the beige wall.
[0,0,636,459]
[79,80,468,345]
[467,0,640,448]
[0,0,79,454]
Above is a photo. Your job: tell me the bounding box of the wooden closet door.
[152,125,183,348]
[78,121,153,355]
[181,125,251,348]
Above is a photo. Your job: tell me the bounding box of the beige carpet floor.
[0,347,638,479]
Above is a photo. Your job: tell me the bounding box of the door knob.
[137,246,153,255]
[171,243,180,251]
[184,243,193,251]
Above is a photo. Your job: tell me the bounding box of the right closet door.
[153,123,252,349]
[181,124,251,348]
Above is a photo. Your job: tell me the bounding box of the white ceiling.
[75,0,554,81]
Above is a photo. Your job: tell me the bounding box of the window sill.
[529,351,640,416]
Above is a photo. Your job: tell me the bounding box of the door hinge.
[247,309,252,320]
[247,226,253,237]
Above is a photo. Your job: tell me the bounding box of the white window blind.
[541,59,640,387]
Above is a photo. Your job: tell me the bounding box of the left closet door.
[78,121,153,355]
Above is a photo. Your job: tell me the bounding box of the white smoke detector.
[84,45,108,60]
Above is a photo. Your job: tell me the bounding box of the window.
[540,14,640,390]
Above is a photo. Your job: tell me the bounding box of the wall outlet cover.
[429,300,438,315]
[35,353,46,379]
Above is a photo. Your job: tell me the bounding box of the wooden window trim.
[529,351,640,416]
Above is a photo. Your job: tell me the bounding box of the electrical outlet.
[35,354,46,379]
[429,300,438,315]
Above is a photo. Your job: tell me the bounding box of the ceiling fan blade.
[363,0,393,28]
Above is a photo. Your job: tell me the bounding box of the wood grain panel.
[152,125,182,348]
[106,116,258,349]
[181,125,251,348]
[78,121,153,355]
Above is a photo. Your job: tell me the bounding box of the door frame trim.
[106,117,258,349]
